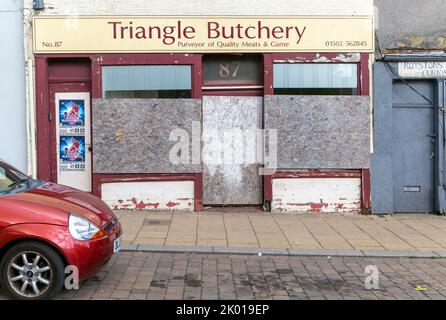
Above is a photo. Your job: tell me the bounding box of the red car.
[0,160,123,299]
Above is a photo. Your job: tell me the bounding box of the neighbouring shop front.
[372,57,446,214]
[32,15,374,213]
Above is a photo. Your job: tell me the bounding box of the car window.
[0,167,18,192]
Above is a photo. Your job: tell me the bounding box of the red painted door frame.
[35,56,93,182]
[35,57,50,181]
[201,54,264,206]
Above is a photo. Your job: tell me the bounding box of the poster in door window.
[58,100,85,135]
[59,136,86,171]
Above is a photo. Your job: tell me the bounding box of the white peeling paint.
[312,56,331,63]
[333,53,361,62]
[101,181,194,211]
[274,53,361,64]
[272,178,361,213]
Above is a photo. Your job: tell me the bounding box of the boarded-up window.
[102,65,192,98]
[274,63,358,95]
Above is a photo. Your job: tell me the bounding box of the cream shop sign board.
[33,16,374,53]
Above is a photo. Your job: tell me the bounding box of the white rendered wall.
[24,0,374,16]
[272,178,362,213]
[101,181,195,211]
[0,0,27,172]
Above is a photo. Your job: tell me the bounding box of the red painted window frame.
[262,53,371,213]
[91,53,203,99]
[263,53,369,96]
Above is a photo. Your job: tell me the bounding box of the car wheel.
[0,241,65,300]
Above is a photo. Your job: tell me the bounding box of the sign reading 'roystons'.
[33,16,374,53]
[398,62,446,78]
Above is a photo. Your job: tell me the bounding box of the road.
[1,251,446,300]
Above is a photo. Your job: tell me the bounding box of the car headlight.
[68,213,105,240]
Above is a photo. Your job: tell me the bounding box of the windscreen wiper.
[5,177,32,193]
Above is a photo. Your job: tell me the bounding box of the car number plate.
[114,236,122,253]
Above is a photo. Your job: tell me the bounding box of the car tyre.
[0,241,65,300]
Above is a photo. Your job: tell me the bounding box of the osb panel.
[92,98,202,173]
[203,96,263,205]
[265,95,370,169]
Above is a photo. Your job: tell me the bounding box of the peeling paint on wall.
[273,53,361,63]
[375,0,446,52]
[272,178,361,213]
[101,181,195,211]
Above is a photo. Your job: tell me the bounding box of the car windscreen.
[0,165,28,193]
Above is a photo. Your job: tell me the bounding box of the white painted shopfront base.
[272,178,361,213]
[101,181,194,211]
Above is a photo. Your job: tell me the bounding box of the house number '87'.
[219,62,241,78]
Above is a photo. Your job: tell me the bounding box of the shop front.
[32,16,374,213]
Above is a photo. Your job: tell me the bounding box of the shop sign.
[398,62,446,78]
[33,16,374,53]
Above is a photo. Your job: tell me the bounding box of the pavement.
[116,210,446,257]
[44,252,446,300]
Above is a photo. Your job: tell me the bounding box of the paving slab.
[117,210,446,257]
